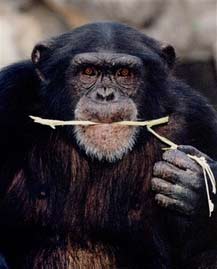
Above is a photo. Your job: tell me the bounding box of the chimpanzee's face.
[67,52,143,161]
[31,22,175,162]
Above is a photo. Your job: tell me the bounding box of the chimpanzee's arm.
[0,61,40,268]
[0,61,39,164]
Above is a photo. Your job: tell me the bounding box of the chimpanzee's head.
[31,22,176,162]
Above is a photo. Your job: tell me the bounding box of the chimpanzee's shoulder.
[168,77,217,159]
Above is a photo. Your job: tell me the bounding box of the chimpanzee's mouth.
[73,96,138,162]
[74,122,138,162]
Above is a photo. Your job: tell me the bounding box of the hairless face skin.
[69,53,142,161]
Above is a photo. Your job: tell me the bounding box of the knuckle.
[162,149,178,160]
[162,150,172,159]
[151,177,159,190]
[153,161,169,171]
[152,178,170,193]
[193,178,203,190]
[151,177,159,185]
[187,172,203,190]
[154,161,164,169]
[153,161,165,174]
[155,194,172,208]
[190,161,202,173]
[155,194,167,207]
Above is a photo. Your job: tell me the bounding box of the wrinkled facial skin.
[67,52,143,162]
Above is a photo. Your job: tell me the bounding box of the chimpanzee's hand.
[151,145,217,216]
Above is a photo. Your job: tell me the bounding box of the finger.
[153,161,185,183]
[151,177,197,202]
[153,161,204,191]
[162,149,201,173]
[155,193,195,215]
[178,145,213,162]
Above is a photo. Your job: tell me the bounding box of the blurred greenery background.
[0,0,216,105]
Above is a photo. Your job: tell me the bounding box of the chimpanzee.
[0,21,217,269]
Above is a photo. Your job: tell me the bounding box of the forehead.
[49,23,162,67]
[54,23,157,54]
[72,52,143,66]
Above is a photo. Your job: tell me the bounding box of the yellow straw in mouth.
[29,115,169,129]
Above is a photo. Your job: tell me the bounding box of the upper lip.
[76,117,136,124]
[93,118,123,123]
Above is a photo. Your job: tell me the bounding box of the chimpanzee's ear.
[160,43,176,69]
[31,43,52,82]
[31,43,51,65]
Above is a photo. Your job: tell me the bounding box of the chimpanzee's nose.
[93,88,116,102]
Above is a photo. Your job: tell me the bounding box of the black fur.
[0,22,217,268]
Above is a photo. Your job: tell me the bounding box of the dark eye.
[82,66,97,76]
[115,67,135,87]
[79,66,98,88]
[116,68,131,77]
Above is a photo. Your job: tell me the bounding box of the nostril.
[96,92,105,101]
[106,93,115,101]
[94,88,116,102]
